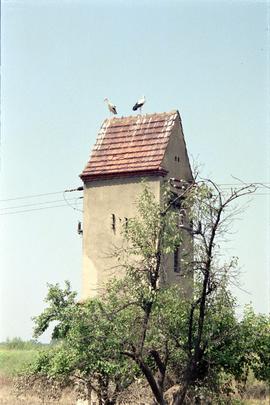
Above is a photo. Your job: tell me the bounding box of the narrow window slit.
[125,217,128,229]
[111,214,116,233]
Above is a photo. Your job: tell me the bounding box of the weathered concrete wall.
[159,118,194,295]
[161,115,193,183]
[82,176,161,299]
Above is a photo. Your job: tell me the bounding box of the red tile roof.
[80,110,179,182]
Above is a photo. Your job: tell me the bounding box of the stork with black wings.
[104,98,117,115]
[132,95,146,113]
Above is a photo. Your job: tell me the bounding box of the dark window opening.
[77,221,83,235]
[174,246,180,273]
[111,214,116,233]
[124,217,128,229]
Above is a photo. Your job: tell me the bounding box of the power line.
[0,192,268,217]
[0,182,269,207]
[0,197,80,211]
[62,191,83,213]
[0,197,82,211]
[221,185,269,189]
[0,190,64,202]
[214,191,270,199]
[220,186,270,191]
[0,186,83,203]
[0,202,83,216]
[217,182,270,186]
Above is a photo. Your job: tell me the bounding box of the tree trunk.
[171,361,195,405]
[139,359,166,405]
[104,400,116,405]
[172,382,189,405]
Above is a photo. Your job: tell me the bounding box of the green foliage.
[27,283,139,403]
[27,280,270,404]
[26,181,270,405]
[123,184,182,261]
[33,280,77,340]
[239,306,270,382]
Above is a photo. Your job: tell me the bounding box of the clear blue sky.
[0,0,269,342]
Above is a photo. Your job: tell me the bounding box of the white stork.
[132,95,146,113]
[104,98,117,115]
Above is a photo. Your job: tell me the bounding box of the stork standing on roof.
[132,95,146,113]
[104,98,117,115]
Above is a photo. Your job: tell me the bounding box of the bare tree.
[171,178,256,404]
[115,177,257,405]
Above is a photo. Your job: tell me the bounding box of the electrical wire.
[0,182,269,203]
[0,190,64,202]
[0,197,81,211]
[0,182,269,216]
[0,186,83,202]
[0,187,84,215]
[0,203,82,216]
[217,182,270,186]
[62,192,83,213]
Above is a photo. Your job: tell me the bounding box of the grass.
[0,341,75,404]
[0,348,38,377]
[0,341,268,404]
[0,338,46,377]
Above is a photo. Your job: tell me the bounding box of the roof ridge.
[103,110,178,123]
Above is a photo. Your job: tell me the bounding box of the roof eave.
[80,168,168,183]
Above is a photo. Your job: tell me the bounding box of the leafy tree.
[111,180,259,404]
[30,282,138,404]
[24,179,270,405]
[33,280,77,340]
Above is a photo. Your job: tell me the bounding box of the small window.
[111,214,116,233]
[174,246,180,273]
[124,217,128,229]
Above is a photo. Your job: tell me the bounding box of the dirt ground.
[0,377,269,405]
[0,377,75,405]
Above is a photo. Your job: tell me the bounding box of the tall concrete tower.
[80,111,193,299]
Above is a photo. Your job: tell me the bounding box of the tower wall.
[82,176,161,299]
[160,120,194,296]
